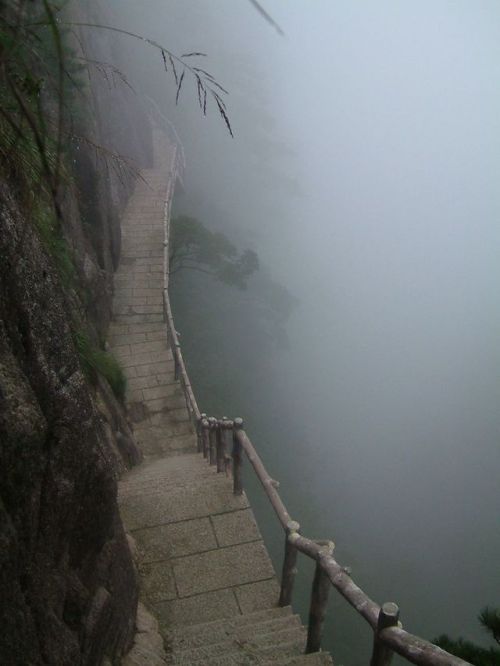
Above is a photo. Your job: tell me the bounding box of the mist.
[101,2,500,663]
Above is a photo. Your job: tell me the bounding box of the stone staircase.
[166,608,333,665]
[111,136,333,665]
[118,452,332,666]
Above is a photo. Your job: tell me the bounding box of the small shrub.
[74,330,127,400]
[34,203,75,285]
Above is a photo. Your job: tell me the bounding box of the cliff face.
[0,6,154,664]
[0,188,137,665]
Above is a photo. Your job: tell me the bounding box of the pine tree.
[434,608,500,666]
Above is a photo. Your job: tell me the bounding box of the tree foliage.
[169,214,259,289]
[0,0,233,208]
[434,608,500,666]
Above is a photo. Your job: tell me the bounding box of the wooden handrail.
[235,429,292,528]
[163,291,201,423]
[159,142,471,666]
[233,426,470,666]
[162,144,201,429]
[381,626,470,666]
[234,428,382,627]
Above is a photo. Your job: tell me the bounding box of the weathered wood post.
[174,342,180,381]
[197,413,207,454]
[208,417,217,465]
[370,602,400,666]
[201,417,210,459]
[306,541,335,654]
[220,417,233,474]
[279,521,301,607]
[232,417,244,495]
[163,289,167,323]
[216,419,225,473]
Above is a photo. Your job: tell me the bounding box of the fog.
[103,1,500,662]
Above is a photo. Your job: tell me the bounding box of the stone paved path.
[109,152,193,460]
[110,135,332,665]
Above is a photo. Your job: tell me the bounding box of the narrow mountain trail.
[109,133,333,665]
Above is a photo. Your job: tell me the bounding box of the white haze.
[103,1,500,663]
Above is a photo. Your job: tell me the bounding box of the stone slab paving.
[108,149,193,459]
[113,135,332,664]
[118,454,279,616]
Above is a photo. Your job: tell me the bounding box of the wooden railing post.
[174,342,180,380]
[208,417,217,465]
[370,602,400,666]
[223,418,231,469]
[221,417,233,474]
[201,417,210,459]
[306,541,335,654]
[216,419,225,473]
[232,417,244,495]
[279,521,301,607]
[197,413,207,454]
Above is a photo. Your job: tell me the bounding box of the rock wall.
[0,4,154,664]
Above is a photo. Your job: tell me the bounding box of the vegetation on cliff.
[0,2,148,663]
[0,0,133,399]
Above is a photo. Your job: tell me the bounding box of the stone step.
[127,446,203,466]
[136,435,197,459]
[119,472,249,530]
[123,452,202,471]
[119,454,216,485]
[119,467,226,498]
[111,321,166,335]
[118,466,216,496]
[148,413,194,431]
[145,446,195,459]
[166,606,293,644]
[118,468,219,499]
[175,635,307,665]
[126,385,184,405]
[115,345,172,364]
[126,374,177,393]
[113,314,164,325]
[169,612,301,651]
[140,395,189,414]
[274,652,334,665]
[154,406,195,423]
[119,460,227,486]
[139,423,194,440]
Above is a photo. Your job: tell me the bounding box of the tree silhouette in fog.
[434,607,500,666]
[169,215,258,290]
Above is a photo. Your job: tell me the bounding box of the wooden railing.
[162,142,202,432]
[161,148,471,666]
[199,417,470,666]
